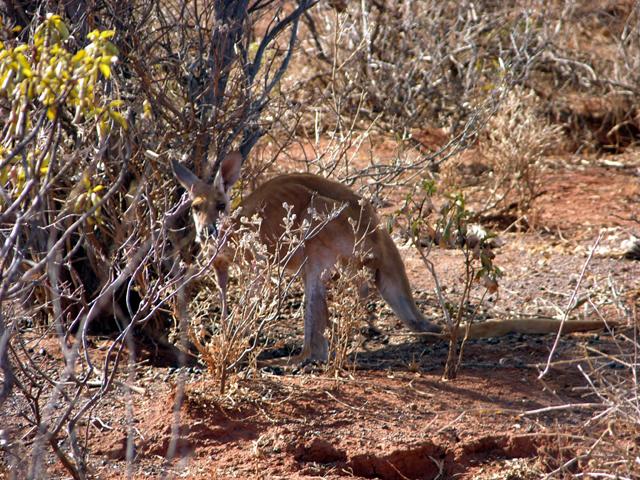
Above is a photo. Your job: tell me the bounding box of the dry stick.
[584,345,633,368]
[413,243,452,328]
[519,402,602,417]
[542,428,608,480]
[429,456,446,480]
[632,300,640,421]
[455,287,488,373]
[324,390,364,411]
[125,320,138,480]
[538,232,603,379]
[0,299,18,406]
[436,411,466,434]
[162,278,191,478]
[385,460,412,480]
[574,474,633,480]
[576,364,615,414]
[85,379,145,395]
[27,235,85,480]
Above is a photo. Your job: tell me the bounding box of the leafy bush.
[0,3,314,476]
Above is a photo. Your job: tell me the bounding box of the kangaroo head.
[171,151,243,243]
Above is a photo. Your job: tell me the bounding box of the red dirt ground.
[3,148,640,479]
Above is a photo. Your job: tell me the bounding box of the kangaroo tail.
[457,318,611,339]
[373,234,611,339]
[374,243,440,334]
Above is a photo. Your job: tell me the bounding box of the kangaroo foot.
[416,320,442,335]
[257,343,328,369]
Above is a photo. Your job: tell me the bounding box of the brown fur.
[173,152,611,363]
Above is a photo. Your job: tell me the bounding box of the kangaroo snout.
[195,223,219,243]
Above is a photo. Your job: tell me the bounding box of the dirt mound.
[291,434,545,479]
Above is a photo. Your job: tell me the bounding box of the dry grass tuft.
[480,87,562,216]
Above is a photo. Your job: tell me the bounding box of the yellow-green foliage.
[0,15,125,130]
[0,15,126,215]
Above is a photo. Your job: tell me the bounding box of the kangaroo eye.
[216,202,226,212]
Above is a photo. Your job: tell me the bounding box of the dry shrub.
[297,1,551,136]
[323,204,387,375]
[326,258,370,375]
[185,214,293,394]
[0,4,316,474]
[568,289,639,479]
[275,1,561,224]
[534,285,639,479]
[537,1,640,152]
[184,201,362,391]
[183,195,384,382]
[479,87,562,215]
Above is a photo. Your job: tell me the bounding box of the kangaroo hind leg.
[299,264,330,363]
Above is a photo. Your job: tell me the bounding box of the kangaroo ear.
[219,151,243,191]
[171,159,202,196]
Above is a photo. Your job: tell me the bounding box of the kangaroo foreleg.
[214,264,229,321]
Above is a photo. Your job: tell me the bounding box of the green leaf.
[98,63,111,78]
[421,179,436,196]
[46,106,57,121]
[15,53,32,77]
[480,253,492,269]
[72,50,87,63]
[103,42,119,57]
[53,18,70,40]
[109,110,127,129]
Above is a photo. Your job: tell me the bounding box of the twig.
[436,412,466,433]
[519,402,602,417]
[324,390,364,411]
[86,379,146,395]
[542,428,607,480]
[386,460,412,480]
[539,232,603,378]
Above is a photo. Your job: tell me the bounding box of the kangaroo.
[172,151,609,363]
